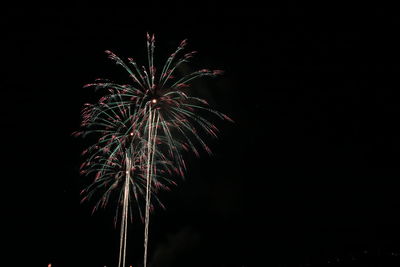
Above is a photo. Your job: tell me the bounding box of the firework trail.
[118,152,131,267]
[74,33,232,267]
[144,106,160,267]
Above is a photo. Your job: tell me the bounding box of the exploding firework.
[74,33,232,267]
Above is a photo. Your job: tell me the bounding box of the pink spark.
[179,39,188,48]
[213,70,224,75]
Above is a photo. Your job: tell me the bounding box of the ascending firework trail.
[74,33,232,267]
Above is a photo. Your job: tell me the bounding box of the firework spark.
[74,33,232,267]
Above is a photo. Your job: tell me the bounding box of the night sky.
[4,6,400,267]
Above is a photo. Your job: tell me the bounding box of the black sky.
[3,5,400,267]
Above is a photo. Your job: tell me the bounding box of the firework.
[74,33,232,267]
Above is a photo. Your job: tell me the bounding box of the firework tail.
[118,153,131,267]
[144,106,159,267]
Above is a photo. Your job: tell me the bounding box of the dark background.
[3,5,400,267]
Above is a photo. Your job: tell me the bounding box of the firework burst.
[74,33,232,267]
